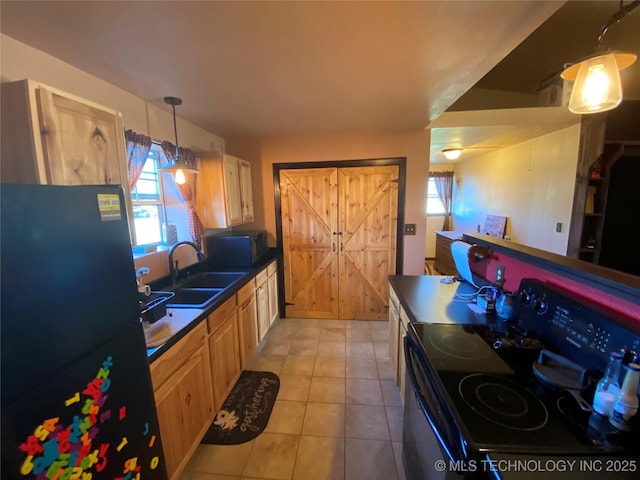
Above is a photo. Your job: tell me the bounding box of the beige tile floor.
[181,317,406,480]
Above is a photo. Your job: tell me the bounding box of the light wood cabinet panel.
[237,282,258,368]
[195,152,254,228]
[223,154,243,225]
[239,158,254,223]
[388,286,400,384]
[398,307,410,405]
[151,323,213,480]
[267,263,279,326]
[1,79,134,240]
[209,310,241,410]
[256,275,269,342]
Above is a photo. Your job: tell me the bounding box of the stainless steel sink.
[166,288,223,309]
[181,271,246,289]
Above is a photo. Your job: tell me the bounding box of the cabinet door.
[238,292,258,368]
[239,159,254,222]
[209,312,241,410]
[153,343,214,479]
[388,287,400,384]
[256,280,269,342]
[223,154,243,226]
[267,268,279,326]
[37,86,128,187]
[398,307,410,405]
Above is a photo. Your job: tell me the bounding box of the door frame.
[273,157,407,318]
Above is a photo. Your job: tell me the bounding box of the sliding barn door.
[280,168,339,318]
[280,165,399,320]
[338,166,398,319]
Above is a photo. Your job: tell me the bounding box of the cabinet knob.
[185,393,192,406]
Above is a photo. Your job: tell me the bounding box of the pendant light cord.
[597,0,639,45]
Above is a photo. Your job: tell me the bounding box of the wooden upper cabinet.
[2,79,129,187]
[1,79,134,239]
[239,158,254,223]
[195,152,254,228]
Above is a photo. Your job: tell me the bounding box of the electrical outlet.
[404,223,416,235]
[496,264,505,283]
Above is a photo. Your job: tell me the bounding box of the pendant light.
[561,1,638,114]
[159,96,198,185]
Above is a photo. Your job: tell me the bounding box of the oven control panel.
[549,305,611,353]
[517,278,640,372]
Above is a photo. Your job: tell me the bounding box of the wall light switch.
[404,224,416,235]
[556,222,562,233]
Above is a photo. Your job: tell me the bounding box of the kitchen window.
[426,177,446,215]
[131,144,165,245]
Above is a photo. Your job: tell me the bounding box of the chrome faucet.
[168,241,204,286]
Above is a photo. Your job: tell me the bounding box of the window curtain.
[160,142,205,244]
[125,130,152,189]
[430,171,454,230]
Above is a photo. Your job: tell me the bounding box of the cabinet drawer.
[150,322,207,390]
[207,296,237,334]
[237,278,256,305]
[267,260,277,276]
[255,268,268,287]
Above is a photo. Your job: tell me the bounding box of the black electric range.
[403,278,640,480]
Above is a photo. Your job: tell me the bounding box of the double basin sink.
[166,271,247,309]
[144,271,248,351]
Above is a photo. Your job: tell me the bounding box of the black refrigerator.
[1,184,167,479]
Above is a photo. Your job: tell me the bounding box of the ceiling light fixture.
[159,96,198,185]
[561,1,639,114]
[442,148,463,160]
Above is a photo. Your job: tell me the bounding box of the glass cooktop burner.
[459,374,549,431]
[428,331,491,360]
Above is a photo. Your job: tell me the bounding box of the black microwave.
[204,230,268,267]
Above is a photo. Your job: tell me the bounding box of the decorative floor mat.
[201,370,280,445]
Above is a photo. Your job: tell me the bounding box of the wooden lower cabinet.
[150,323,214,480]
[267,262,279,326]
[256,269,270,342]
[207,296,241,410]
[237,280,258,368]
[388,287,400,382]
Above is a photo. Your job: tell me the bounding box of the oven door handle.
[404,334,466,465]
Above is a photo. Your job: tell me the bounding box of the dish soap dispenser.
[609,363,640,430]
[593,351,623,416]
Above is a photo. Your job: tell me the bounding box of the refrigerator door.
[1,184,141,403]
[1,324,167,479]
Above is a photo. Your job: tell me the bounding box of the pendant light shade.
[562,52,634,114]
[159,96,198,185]
[560,1,638,115]
[442,148,463,160]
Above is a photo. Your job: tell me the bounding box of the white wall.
[1,35,224,153]
[452,124,580,255]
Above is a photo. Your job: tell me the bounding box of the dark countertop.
[145,250,280,363]
[389,274,495,325]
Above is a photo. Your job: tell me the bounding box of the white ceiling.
[1,1,561,138]
[1,1,637,163]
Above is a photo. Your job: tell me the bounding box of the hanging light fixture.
[442,148,463,160]
[159,96,198,185]
[561,1,638,114]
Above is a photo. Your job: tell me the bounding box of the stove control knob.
[534,297,548,314]
[519,289,533,306]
